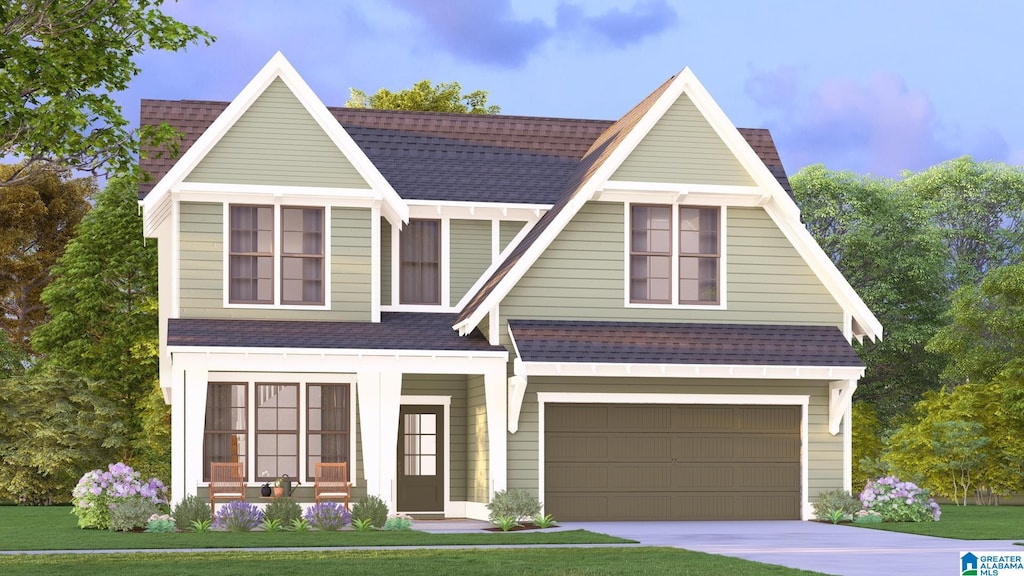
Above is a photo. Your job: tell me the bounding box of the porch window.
[629,204,720,305]
[400,219,440,304]
[306,384,350,482]
[203,383,247,482]
[256,384,298,481]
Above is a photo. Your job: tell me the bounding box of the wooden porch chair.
[209,461,245,518]
[314,462,351,509]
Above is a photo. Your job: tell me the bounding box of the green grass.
[0,507,627,550]
[851,504,1024,539]
[0,548,828,576]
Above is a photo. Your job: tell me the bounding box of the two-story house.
[139,53,880,521]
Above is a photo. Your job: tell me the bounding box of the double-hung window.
[630,204,720,305]
[229,205,324,306]
[203,383,247,481]
[400,219,441,305]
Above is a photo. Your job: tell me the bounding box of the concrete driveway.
[560,520,1021,576]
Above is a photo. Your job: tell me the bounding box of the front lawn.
[0,506,627,551]
[850,504,1024,539]
[0,548,828,576]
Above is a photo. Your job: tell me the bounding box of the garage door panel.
[545,403,801,521]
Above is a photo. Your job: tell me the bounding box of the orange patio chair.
[314,462,351,510]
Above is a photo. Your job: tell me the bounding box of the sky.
[119,0,1024,179]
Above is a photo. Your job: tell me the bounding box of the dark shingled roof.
[167,313,505,353]
[138,99,792,202]
[507,320,864,367]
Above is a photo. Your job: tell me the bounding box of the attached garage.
[543,403,802,521]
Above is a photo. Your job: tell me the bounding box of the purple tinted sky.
[122,0,1023,178]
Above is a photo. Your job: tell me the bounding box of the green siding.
[380,218,392,306]
[499,221,526,252]
[178,202,372,321]
[507,378,842,500]
[450,219,492,304]
[185,78,369,189]
[401,374,468,502]
[467,375,489,503]
[499,201,843,329]
[611,93,754,186]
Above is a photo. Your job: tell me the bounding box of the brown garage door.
[545,404,801,521]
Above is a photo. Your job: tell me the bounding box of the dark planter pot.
[260,484,272,497]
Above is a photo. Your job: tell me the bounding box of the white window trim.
[222,202,332,310]
[204,372,358,487]
[535,392,809,520]
[623,202,727,310]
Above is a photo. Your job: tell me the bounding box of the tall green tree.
[792,165,948,423]
[903,156,1024,290]
[347,80,501,114]
[0,165,94,353]
[928,263,1024,386]
[31,176,163,479]
[0,0,214,187]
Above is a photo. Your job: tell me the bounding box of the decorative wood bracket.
[508,358,528,433]
[828,380,857,436]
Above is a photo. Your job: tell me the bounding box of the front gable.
[610,93,755,187]
[185,78,370,189]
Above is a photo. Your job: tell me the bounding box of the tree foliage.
[903,156,1024,290]
[928,263,1024,386]
[30,176,164,480]
[792,165,948,423]
[346,80,501,114]
[0,0,214,186]
[0,165,93,353]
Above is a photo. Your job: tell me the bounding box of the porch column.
[484,364,508,497]
[356,370,403,510]
[172,354,208,503]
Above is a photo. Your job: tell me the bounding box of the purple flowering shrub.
[213,500,264,532]
[71,463,168,530]
[859,476,940,522]
[304,502,351,531]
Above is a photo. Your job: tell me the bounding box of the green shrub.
[383,516,413,531]
[172,494,211,531]
[145,513,176,533]
[486,488,541,523]
[351,495,388,528]
[109,496,159,532]
[812,489,861,522]
[264,496,302,525]
[853,509,884,524]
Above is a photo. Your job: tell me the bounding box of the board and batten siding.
[184,78,369,189]
[467,375,489,504]
[402,374,468,502]
[610,93,754,186]
[507,378,842,502]
[450,219,492,304]
[178,202,372,321]
[498,201,843,334]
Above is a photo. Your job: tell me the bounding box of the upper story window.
[229,205,324,306]
[400,219,440,305]
[630,204,720,305]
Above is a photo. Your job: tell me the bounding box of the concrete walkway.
[559,520,1021,576]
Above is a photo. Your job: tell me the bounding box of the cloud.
[387,0,678,68]
[388,0,551,67]
[744,67,1009,177]
[556,0,679,48]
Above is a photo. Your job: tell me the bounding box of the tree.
[31,176,163,479]
[346,80,501,114]
[0,1,214,187]
[0,165,94,353]
[928,263,1024,386]
[903,156,1024,290]
[792,165,949,424]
